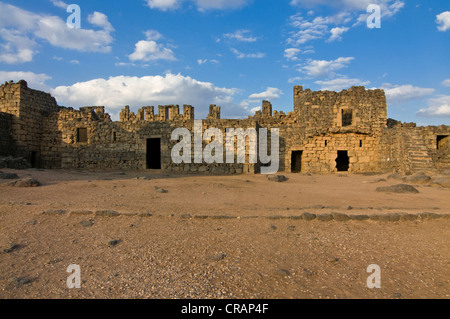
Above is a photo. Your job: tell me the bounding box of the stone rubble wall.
[0,81,448,174]
[0,81,59,165]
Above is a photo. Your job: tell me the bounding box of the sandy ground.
[0,168,449,299]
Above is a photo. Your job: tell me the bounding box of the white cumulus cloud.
[0,2,114,63]
[248,87,283,100]
[300,57,354,78]
[436,11,450,31]
[327,26,349,42]
[382,84,435,103]
[0,71,51,91]
[315,78,370,91]
[51,73,245,119]
[87,12,114,32]
[223,29,258,42]
[146,0,250,11]
[230,48,265,59]
[417,96,450,117]
[129,40,176,62]
[284,48,301,61]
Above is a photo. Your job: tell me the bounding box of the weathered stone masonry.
[0,80,449,174]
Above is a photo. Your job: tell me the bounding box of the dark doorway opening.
[437,135,448,150]
[146,138,161,169]
[291,151,303,173]
[336,150,349,172]
[30,151,38,168]
[341,109,353,127]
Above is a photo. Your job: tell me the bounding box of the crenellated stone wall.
[0,80,448,174]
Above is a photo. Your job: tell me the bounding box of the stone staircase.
[405,130,434,172]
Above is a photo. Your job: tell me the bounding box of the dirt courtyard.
[0,168,449,299]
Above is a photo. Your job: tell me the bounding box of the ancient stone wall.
[1,80,448,174]
[0,81,59,166]
[382,124,450,173]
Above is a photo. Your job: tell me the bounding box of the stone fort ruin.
[0,80,449,174]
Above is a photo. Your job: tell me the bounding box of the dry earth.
[0,168,449,299]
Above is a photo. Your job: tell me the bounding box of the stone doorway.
[291,151,303,173]
[146,138,161,169]
[30,151,38,168]
[336,150,349,172]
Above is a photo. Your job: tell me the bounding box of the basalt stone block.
[95,210,120,217]
[332,212,350,221]
[316,214,334,221]
[376,184,419,194]
[301,212,316,221]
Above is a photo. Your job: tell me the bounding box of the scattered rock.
[95,210,120,217]
[287,225,296,231]
[207,253,227,262]
[42,209,67,215]
[24,219,37,225]
[154,187,168,193]
[139,212,153,217]
[303,268,314,277]
[376,184,419,194]
[70,210,94,216]
[104,239,121,247]
[372,178,386,183]
[1,242,20,253]
[80,220,94,227]
[275,269,291,277]
[270,225,277,230]
[7,178,41,187]
[9,277,31,286]
[266,175,287,182]
[347,206,353,210]
[137,176,152,180]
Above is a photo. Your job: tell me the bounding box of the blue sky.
[0,0,449,125]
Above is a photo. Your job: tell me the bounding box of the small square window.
[77,128,88,143]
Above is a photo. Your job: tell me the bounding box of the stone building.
[0,80,449,174]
